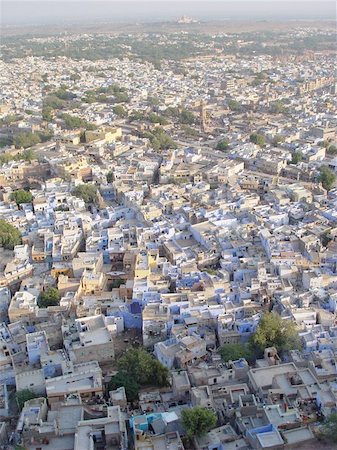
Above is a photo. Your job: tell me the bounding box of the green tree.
[291,152,303,165]
[38,130,54,142]
[321,232,332,248]
[0,219,22,249]
[152,359,170,386]
[0,114,20,125]
[129,110,144,121]
[317,413,337,443]
[148,113,169,126]
[43,94,66,110]
[0,149,36,165]
[228,100,242,112]
[250,312,302,354]
[42,106,54,121]
[0,137,12,148]
[54,87,76,101]
[181,125,199,138]
[270,100,286,114]
[180,109,195,125]
[113,105,127,118]
[252,71,267,86]
[61,113,96,130]
[145,128,176,151]
[219,343,252,362]
[182,406,217,438]
[111,278,124,288]
[21,148,36,161]
[148,96,160,107]
[318,166,336,191]
[114,91,129,103]
[106,171,113,183]
[38,287,60,308]
[72,184,98,203]
[327,144,337,155]
[109,372,139,402]
[10,189,33,205]
[163,107,180,119]
[16,389,37,409]
[216,139,230,151]
[117,348,169,387]
[318,140,327,148]
[250,133,265,147]
[272,134,284,146]
[13,132,41,149]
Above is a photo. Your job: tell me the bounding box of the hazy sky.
[1,1,336,26]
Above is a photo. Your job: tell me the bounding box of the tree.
[216,139,230,151]
[219,343,252,363]
[129,110,144,122]
[0,114,20,125]
[13,132,40,149]
[38,130,54,142]
[291,152,303,165]
[228,100,242,112]
[113,105,127,118]
[16,389,37,409]
[321,232,332,248]
[60,113,96,130]
[181,125,199,138]
[117,348,169,387]
[43,94,66,110]
[250,133,265,147]
[182,406,217,438]
[10,189,33,205]
[152,359,170,387]
[72,184,97,203]
[109,372,139,402]
[54,87,76,101]
[0,149,36,166]
[163,107,180,119]
[327,144,337,155]
[252,71,267,86]
[180,109,195,125]
[270,100,286,114]
[250,312,302,354]
[0,219,22,249]
[106,171,113,183]
[145,128,176,151]
[317,413,337,443]
[148,96,160,107]
[21,148,36,162]
[318,140,328,148]
[114,91,129,103]
[111,278,124,288]
[0,137,12,148]
[38,287,60,308]
[42,106,54,121]
[318,166,336,191]
[272,134,284,146]
[148,113,168,126]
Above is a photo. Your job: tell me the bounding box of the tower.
[200,100,207,133]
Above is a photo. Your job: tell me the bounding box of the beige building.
[63,315,115,365]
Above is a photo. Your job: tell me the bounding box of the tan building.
[46,361,103,405]
[85,127,122,144]
[63,315,115,365]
